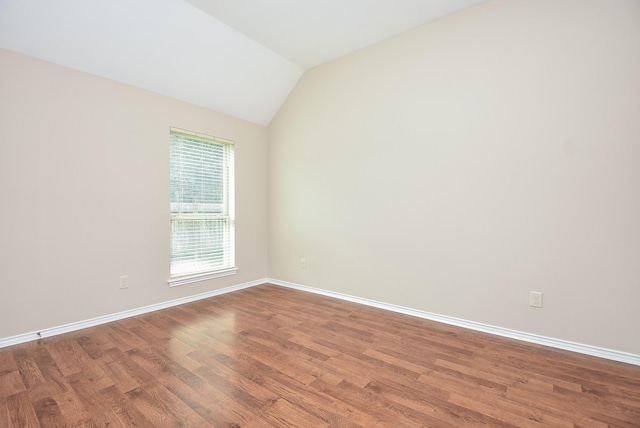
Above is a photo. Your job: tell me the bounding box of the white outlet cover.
[529,291,543,308]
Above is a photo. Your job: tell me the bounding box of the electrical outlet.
[301,258,307,269]
[529,291,543,308]
[119,275,129,289]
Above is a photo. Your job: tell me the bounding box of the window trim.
[168,127,236,286]
[168,267,238,287]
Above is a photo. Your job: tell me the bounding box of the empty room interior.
[1,0,639,426]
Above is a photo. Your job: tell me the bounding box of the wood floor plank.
[53,390,96,427]
[99,384,153,427]
[311,378,438,428]
[126,347,257,426]
[14,352,50,403]
[95,351,141,394]
[0,399,9,428]
[360,377,460,427]
[5,391,40,428]
[46,339,92,377]
[1,283,639,427]
[66,371,120,426]
[31,347,68,397]
[0,369,25,400]
[262,397,333,427]
[125,385,189,427]
[32,397,66,427]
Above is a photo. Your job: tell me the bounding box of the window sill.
[168,267,238,287]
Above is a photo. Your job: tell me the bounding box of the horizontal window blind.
[170,128,235,279]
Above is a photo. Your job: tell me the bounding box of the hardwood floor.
[1,284,639,427]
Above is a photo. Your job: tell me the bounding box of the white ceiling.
[0,0,485,125]
[184,0,487,69]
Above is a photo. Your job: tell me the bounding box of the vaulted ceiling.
[0,0,486,125]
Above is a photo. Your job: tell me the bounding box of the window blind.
[169,128,235,281]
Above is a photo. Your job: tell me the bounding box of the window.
[169,127,236,286]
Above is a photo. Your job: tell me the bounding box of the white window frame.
[168,127,236,287]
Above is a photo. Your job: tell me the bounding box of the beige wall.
[269,0,640,354]
[0,49,268,338]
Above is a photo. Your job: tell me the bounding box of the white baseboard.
[4,277,638,367]
[0,278,267,349]
[267,278,640,367]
